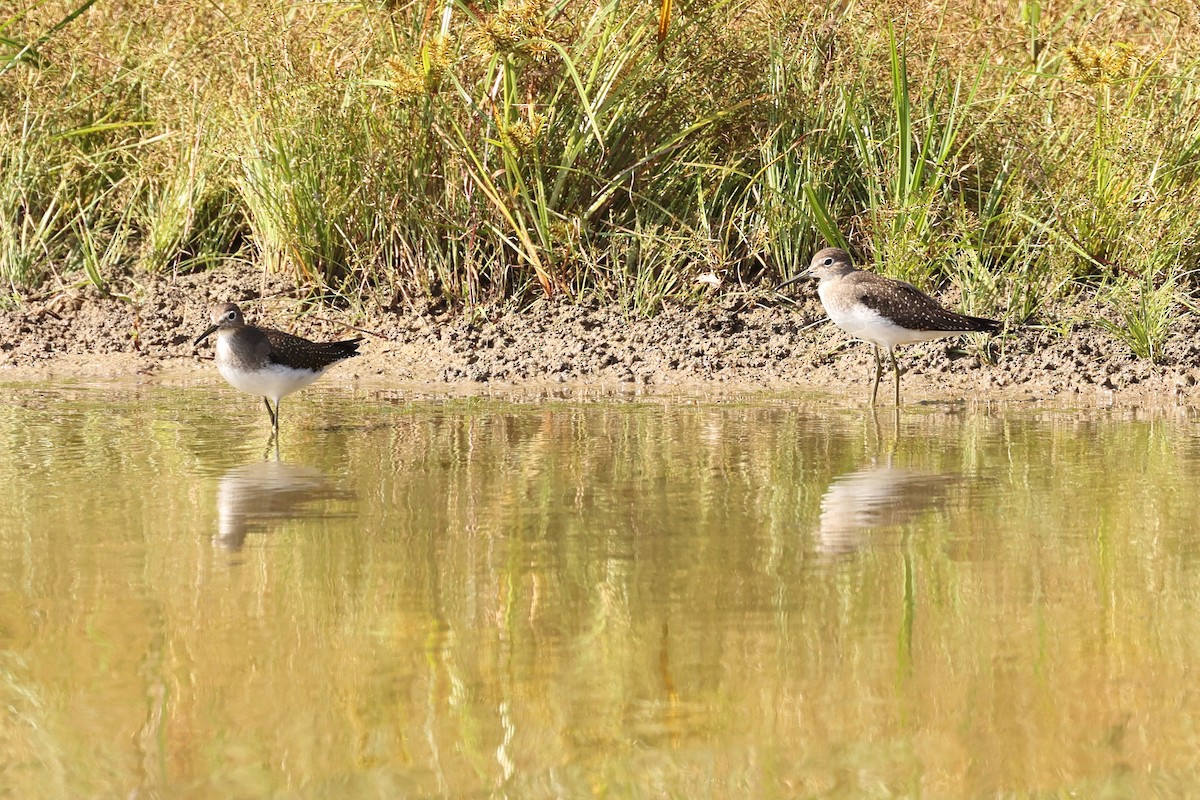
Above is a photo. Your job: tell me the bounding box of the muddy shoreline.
[3,262,1199,408]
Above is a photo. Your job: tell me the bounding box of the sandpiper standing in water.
[781,247,1001,405]
[194,302,363,436]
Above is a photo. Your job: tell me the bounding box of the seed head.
[1061,42,1140,85]
[387,35,454,98]
[475,0,553,61]
[498,110,546,157]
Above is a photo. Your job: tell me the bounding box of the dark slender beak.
[776,270,814,292]
[194,324,219,346]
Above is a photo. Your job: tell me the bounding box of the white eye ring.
[823,257,834,266]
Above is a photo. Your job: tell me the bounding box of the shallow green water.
[2,384,1200,797]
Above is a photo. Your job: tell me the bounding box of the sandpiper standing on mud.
[780,247,1001,406]
[194,302,363,437]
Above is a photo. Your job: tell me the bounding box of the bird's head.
[194,302,246,346]
[777,247,856,291]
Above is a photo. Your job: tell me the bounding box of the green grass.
[3,0,1200,349]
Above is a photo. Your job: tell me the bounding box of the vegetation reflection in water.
[0,386,1199,797]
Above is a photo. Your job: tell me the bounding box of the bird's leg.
[869,345,883,406]
[273,398,281,438]
[891,349,902,406]
[262,397,276,427]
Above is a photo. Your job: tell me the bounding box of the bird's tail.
[961,314,1002,334]
[328,337,364,357]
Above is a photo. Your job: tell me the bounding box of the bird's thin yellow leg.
[870,345,883,406]
[891,349,902,407]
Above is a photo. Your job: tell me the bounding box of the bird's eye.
[225,310,237,321]
[823,257,834,266]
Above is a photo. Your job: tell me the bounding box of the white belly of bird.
[216,342,323,402]
[220,362,323,401]
[821,291,954,350]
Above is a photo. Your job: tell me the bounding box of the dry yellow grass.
[3,0,1199,357]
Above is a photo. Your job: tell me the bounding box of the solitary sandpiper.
[781,247,1001,406]
[194,302,363,436]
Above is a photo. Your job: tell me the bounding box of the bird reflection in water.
[215,461,354,550]
[817,463,958,555]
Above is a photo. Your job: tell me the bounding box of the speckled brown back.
[263,329,363,371]
[842,272,1000,333]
